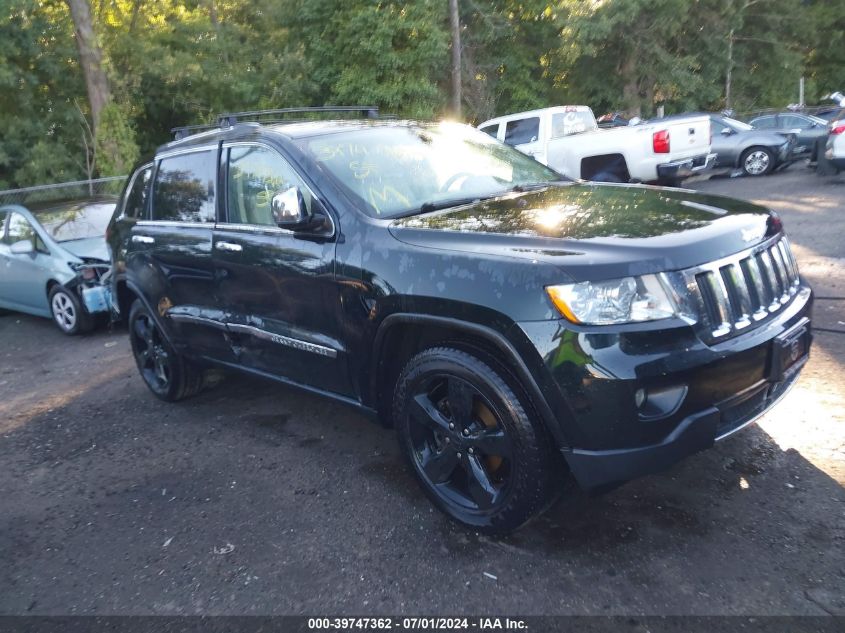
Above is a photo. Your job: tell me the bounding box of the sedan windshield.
[35,202,115,242]
[301,122,566,218]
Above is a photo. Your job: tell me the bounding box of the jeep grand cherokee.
[107,112,812,534]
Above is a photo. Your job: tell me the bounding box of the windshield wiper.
[509,179,570,193]
[390,197,483,219]
[390,180,571,220]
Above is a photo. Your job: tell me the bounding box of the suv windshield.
[302,122,565,218]
[35,202,115,242]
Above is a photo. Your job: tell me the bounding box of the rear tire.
[393,346,561,534]
[128,299,203,402]
[49,285,93,336]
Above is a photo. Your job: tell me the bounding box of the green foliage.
[95,102,140,177]
[0,0,842,189]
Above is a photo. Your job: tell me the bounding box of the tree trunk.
[208,0,229,65]
[449,0,462,118]
[725,28,734,110]
[620,56,641,118]
[66,0,110,133]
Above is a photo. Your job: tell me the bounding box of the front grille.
[684,236,800,341]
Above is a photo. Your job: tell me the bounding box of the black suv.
[107,108,812,533]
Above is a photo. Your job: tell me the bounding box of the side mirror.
[10,239,34,255]
[720,127,733,136]
[271,186,309,227]
[271,186,331,233]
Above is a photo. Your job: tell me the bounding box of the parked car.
[701,114,794,176]
[108,109,812,534]
[0,200,114,334]
[749,112,829,160]
[478,106,715,186]
[823,116,845,173]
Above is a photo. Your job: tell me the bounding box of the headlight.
[546,274,679,325]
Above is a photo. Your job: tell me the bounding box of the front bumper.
[657,152,717,180]
[563,361,804,490]
[515,283,813,491]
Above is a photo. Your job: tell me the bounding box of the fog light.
[637,385,688,421]
[634,388,647,408]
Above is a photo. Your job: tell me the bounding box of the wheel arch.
[369,313,570,448]
[115,277,178,348]
[45,278,61,297]
[579,153,631,182]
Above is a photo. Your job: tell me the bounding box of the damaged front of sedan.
[0,200,116,334]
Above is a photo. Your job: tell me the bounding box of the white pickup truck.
[478,106,716,185]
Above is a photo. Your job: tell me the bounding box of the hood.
[60,237,110,262]
[388,183,780,282]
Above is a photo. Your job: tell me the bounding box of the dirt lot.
[1,166,844,616]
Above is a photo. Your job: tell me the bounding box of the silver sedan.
[0,200,114,335]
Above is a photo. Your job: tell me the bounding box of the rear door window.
[504,117,540,146]
[152,150,217,223]
[779,115,809,129]
[752,116,776,129]
[123,164,153,219]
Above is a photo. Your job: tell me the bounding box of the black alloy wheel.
[128,299,203,401]
[408,373,513,511]
[394,347,561,534]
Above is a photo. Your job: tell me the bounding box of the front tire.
[741,147,775,176]
[393,347,561,534]
[49,285,92,335]
[128,299,203,402]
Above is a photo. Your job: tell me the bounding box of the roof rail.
[217,105,379,127]
[171,106,380,141]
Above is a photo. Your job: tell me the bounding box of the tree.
[65,0,110,133]
[449,0,462,117]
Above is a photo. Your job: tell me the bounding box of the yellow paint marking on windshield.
[350,161,377,179]
[369,186,411,215]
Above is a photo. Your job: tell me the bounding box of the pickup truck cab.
[479,106,716,185]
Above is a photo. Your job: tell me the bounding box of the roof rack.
[171,105,380,141]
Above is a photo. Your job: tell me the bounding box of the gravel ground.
[1,166,843,616]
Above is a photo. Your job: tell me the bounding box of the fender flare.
[370,313,569,448]
[114,276,179,349]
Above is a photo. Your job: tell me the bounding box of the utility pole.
[449,0,462,119]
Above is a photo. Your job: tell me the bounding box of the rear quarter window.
[152,151,217,223]
[479,124,499,138]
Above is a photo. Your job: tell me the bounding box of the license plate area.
[768,317,811,381]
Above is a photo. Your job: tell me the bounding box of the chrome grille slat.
[699,271,732,336]
[758,250,782,312]
[685,236,800,341]
[769,245,791,303]
[777,239,799,292]
[721,263,752,329]
[740,257,769,321]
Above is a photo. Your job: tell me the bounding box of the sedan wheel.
[742,148,774,176]
[48,285,92,336]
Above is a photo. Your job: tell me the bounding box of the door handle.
[131,235,155,244]
[215,241,243,252]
